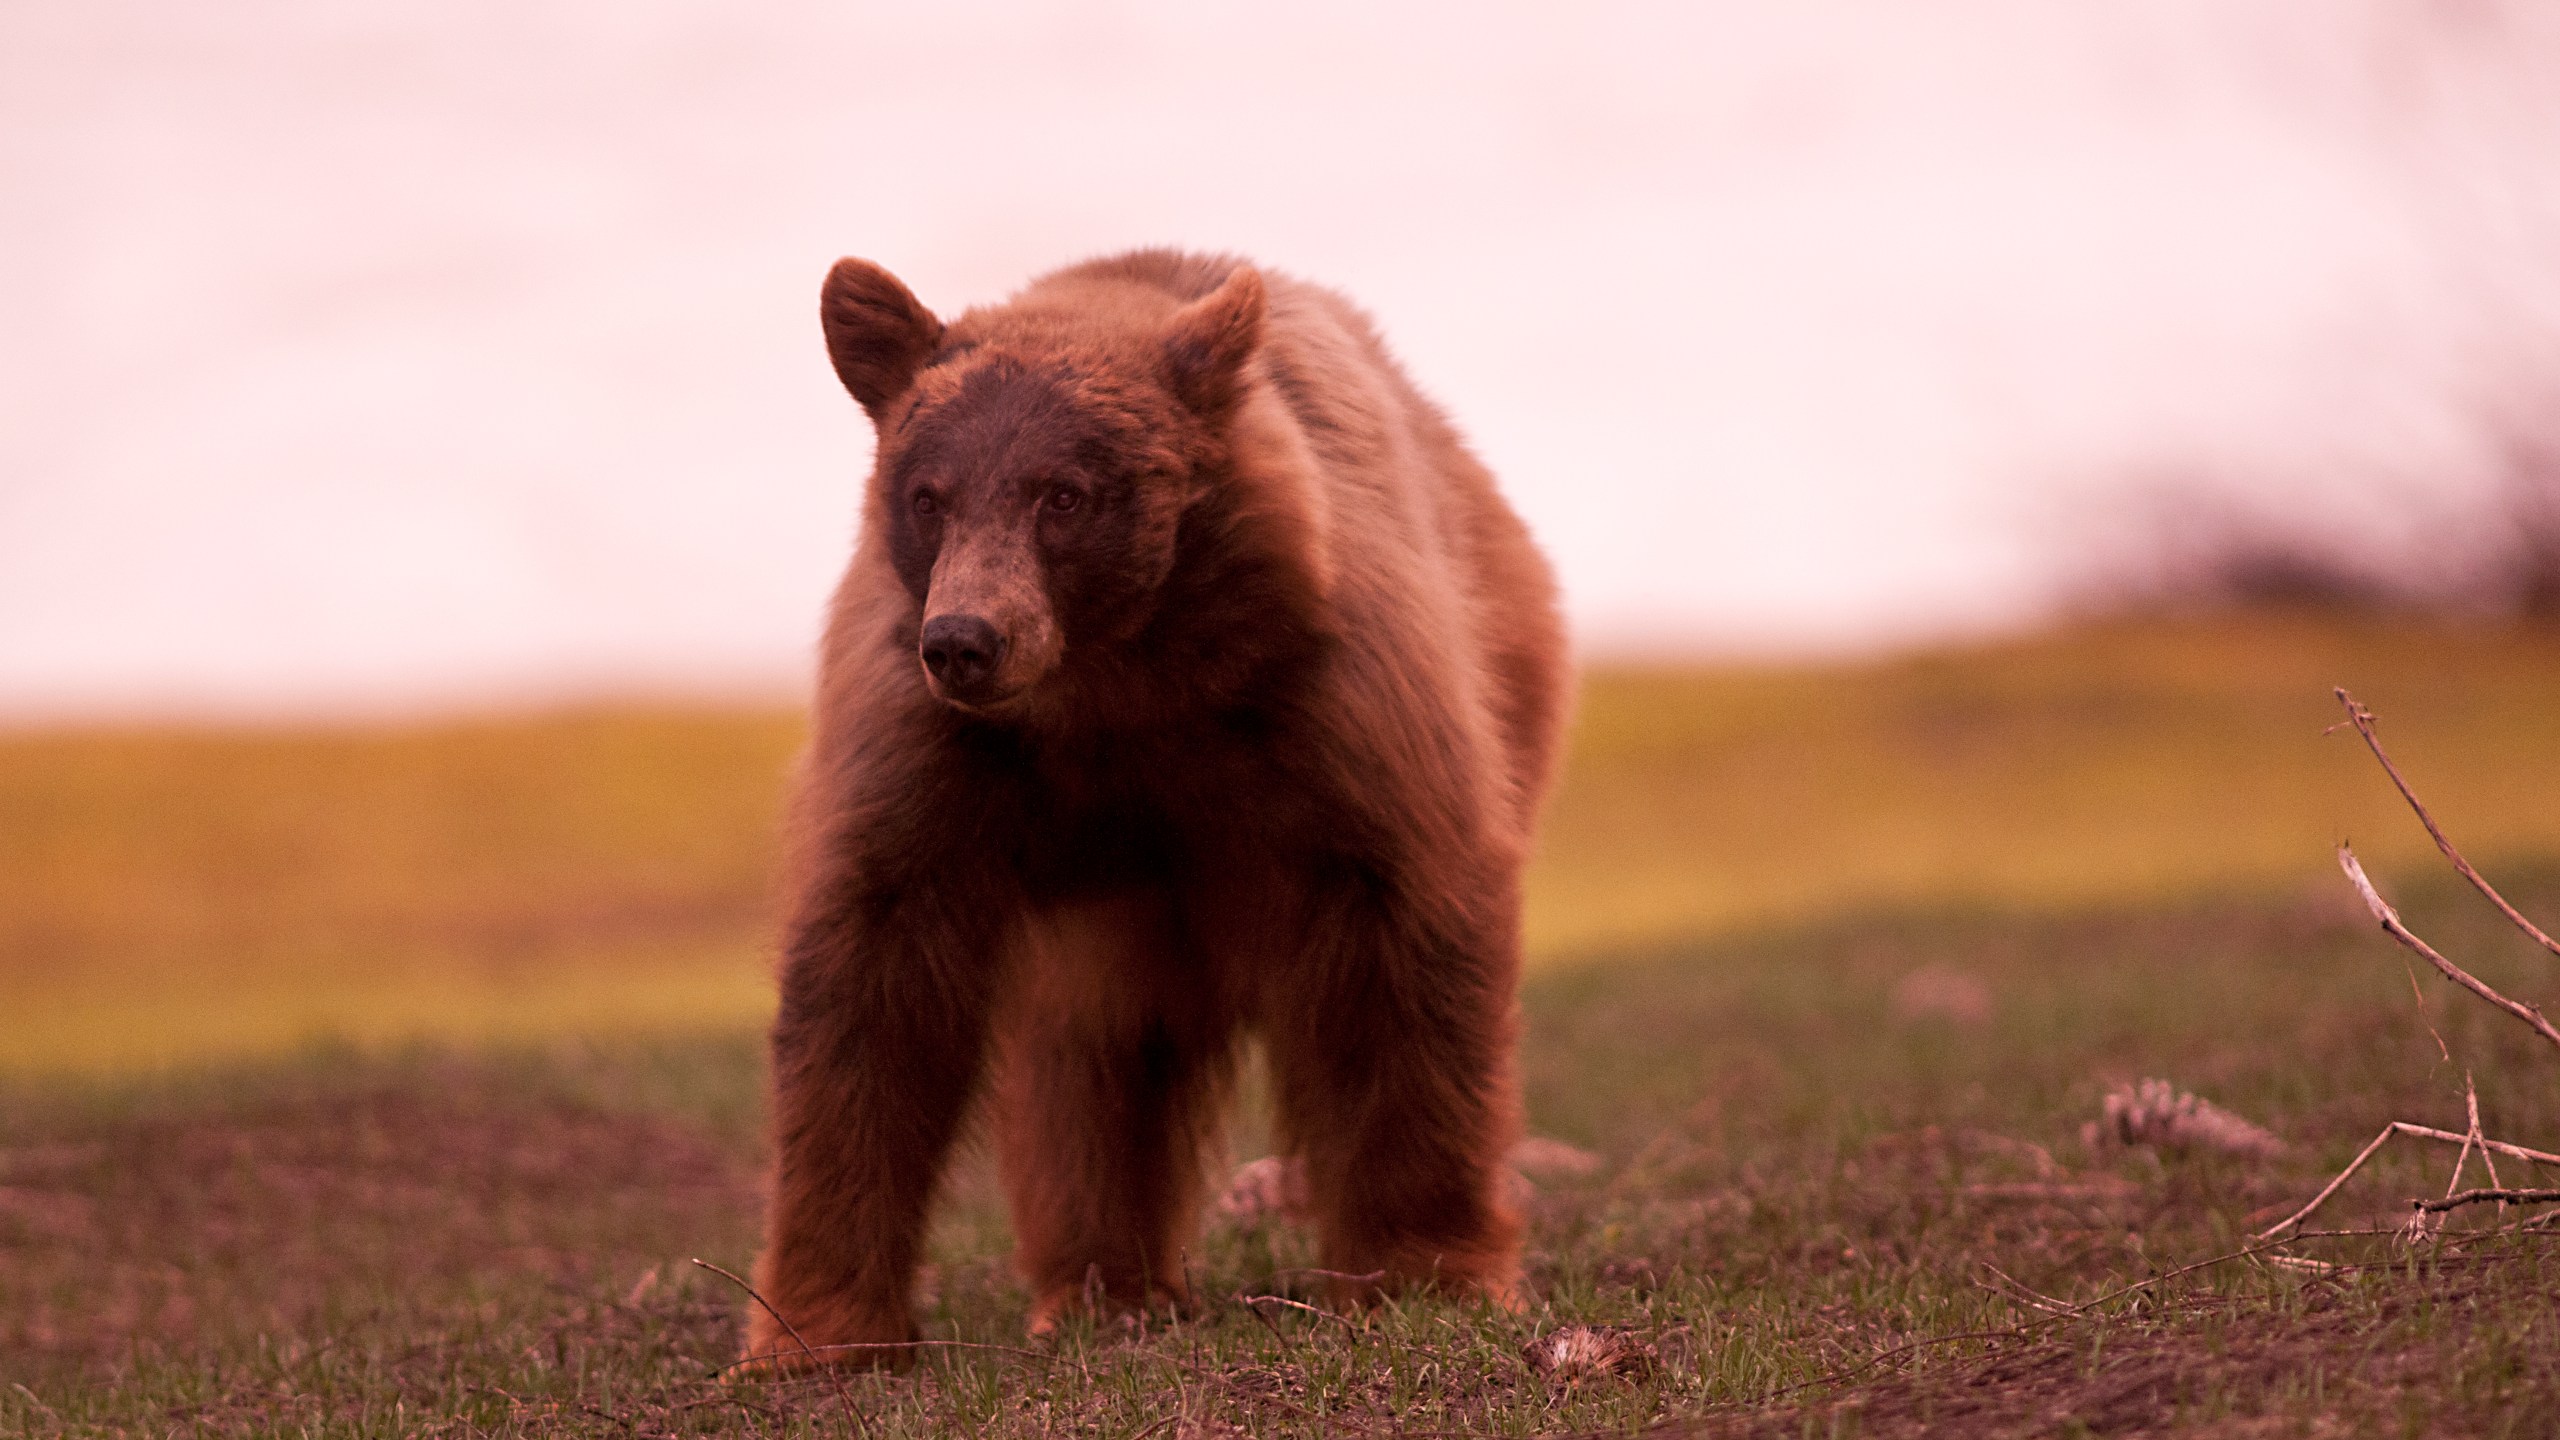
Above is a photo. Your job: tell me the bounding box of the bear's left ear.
[1162,265,1266,416]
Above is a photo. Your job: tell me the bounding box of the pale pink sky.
[3,2,2554,718]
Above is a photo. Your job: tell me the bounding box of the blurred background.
[8,0,2560,1073]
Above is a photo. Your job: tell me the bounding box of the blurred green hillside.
[6,613,2557,1074]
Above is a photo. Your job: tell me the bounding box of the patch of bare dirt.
[0,1066,759,1373]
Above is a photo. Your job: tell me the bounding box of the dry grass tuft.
[1523,1324,1657,1386]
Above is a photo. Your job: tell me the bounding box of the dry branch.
[2333,689,2560,961]
[2256,1120,2560,1239]
[2414,1188,2560,1214]
[2450,1074,2502,1198]
[2336,845,2560,1057]
[2252,692,2560,1264]
[2385,1123,2560,1169]
[2255,1124,2399,1239]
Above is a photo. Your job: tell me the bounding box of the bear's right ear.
[1161,265,1266,417]
[820,258,945,423]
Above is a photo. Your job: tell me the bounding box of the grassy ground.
[8,612,2560,1073]
[4,866,2556,1436]
[4,612,2558,1434]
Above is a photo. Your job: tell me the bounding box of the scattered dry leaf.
[2086,1078,2282,1158]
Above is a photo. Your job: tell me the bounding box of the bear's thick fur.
[746,249,1567,1368]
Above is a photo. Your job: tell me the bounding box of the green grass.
[5,866,2557,1436]
[9,613,2560,1074]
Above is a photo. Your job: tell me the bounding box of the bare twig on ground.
[689,1258,866,1438]
[1239,1294,1365,1337]
[2256,1124,2399,1240]
[2414,1188,2560,1215]
[2449,1074,2505,1200]
[1271,1267,1389,1286]
[2332,689,2560,961]
[2258,1121,2560,1238]
[2386,1123,2560,1169]
[2336,846,2560,1056]
[2063,1239,2313,1316]
[1976,1263,2075,1315]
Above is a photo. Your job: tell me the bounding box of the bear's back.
[1036,251,1569,840]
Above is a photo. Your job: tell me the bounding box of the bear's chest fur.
[980,709,1314,903]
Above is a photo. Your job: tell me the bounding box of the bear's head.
[818,256,1266,715]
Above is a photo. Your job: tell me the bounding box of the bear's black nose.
[920,614,1006,696]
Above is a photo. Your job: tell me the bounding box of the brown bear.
[743,248,1568,1369]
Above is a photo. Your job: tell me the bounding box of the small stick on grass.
[1976,1262,2074,1316]
[2333,689,2560,962]
[2454,1073,2503,1198]
[2446,1091,2477,1205]
[1241,1293,1366,1337]
[1237,1294,1297,1351]
[2448,1207,2560,1242]
[690,1258,867,1439]
[2414,1188,2560,1215]
[2386,1122,2560,1169]
[2257,1124,2399,1239]
[2062,1237,2316,1316]
[2258,1121,2560,1239]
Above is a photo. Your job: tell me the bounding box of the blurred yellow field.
[7,612,2558,1074]
[1533,613,2560,955]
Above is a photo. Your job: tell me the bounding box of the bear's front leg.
[1266,866,1526,1310]
[745,883,1004,1372]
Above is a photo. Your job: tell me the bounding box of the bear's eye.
[910,491,940,517]
[1045,484,1084,514]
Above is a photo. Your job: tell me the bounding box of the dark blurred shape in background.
[2075,398,2560,620]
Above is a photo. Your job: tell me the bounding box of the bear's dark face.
[878,356,1196,710]
[817,258,1266,715]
